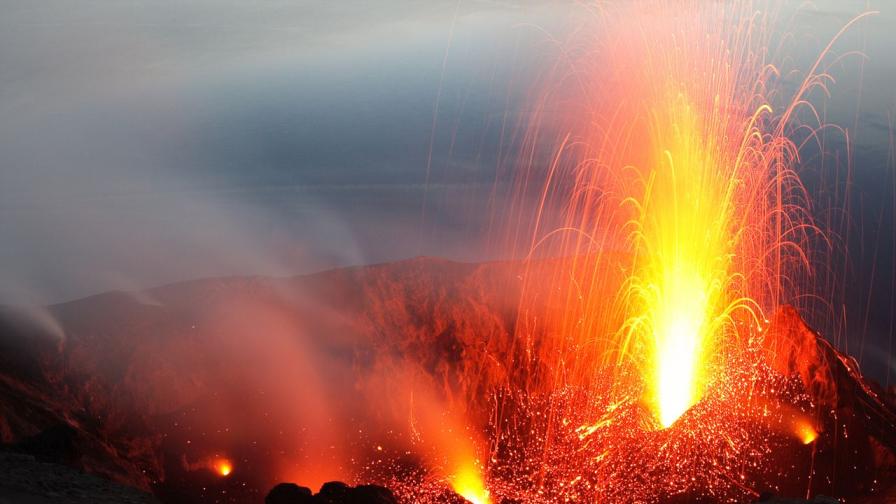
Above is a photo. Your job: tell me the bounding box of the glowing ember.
[214,458,233,477]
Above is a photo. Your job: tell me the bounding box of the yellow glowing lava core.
[653,269,709,427]
[451,463,490,504]
[630,95,739,429]
[794,421,818,445]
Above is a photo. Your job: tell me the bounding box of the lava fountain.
[479,0,875,500]
[505,0,806,430]
[352,1,879,502]
[620,63,771,429]
[594,1,813,431]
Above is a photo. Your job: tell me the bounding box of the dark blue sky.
[1,1,894,380]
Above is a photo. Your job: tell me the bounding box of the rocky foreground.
[0,451,159,504]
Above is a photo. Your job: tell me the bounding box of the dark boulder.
[316,481,351,502]
[754,493,838,503]
[265,482,314,504]
[14,423,79,464]
[350,484,398,503]
[266,481,398,504]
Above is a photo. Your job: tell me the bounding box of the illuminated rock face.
[764,305,896,448]
[0,257,894,502]
[760,305,896,498]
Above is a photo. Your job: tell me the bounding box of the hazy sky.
[0,1,559,304]
[0,0,893,317]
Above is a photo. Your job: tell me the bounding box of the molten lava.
[653,291,707,428]
[794,421,818,445]
[450,463,490,504]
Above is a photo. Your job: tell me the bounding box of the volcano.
[0,257,894,503]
